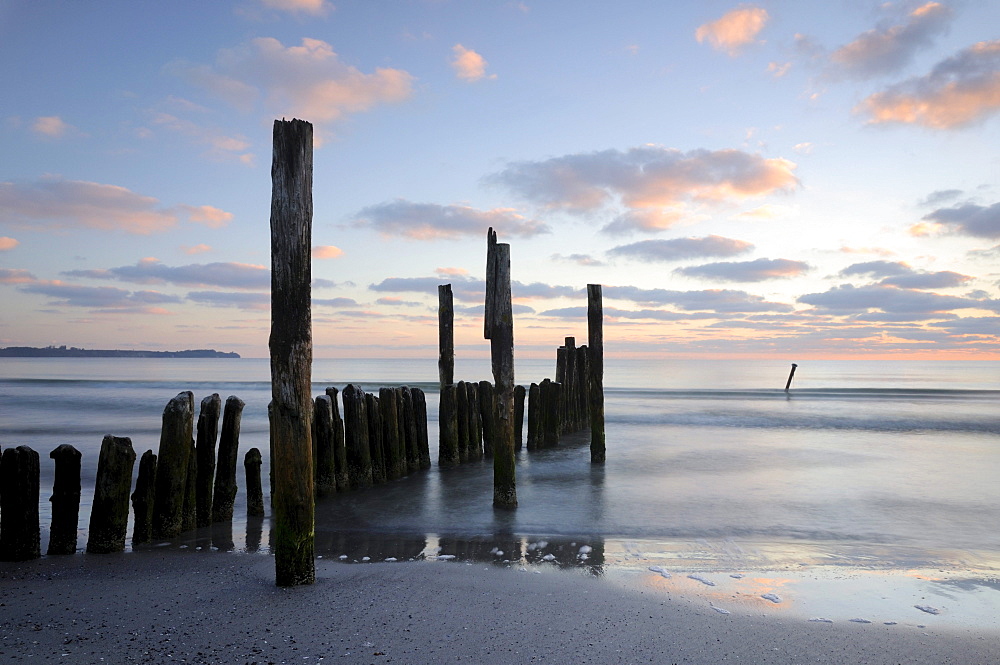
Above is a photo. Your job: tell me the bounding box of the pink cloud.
[695,6,769,56]
[451,45,496,82]
[259,0,331,15]
[0,236,19,251]
[181,204,233,228]
[31,116,75,138]
[312,245,344,259]
[182,243,213,255]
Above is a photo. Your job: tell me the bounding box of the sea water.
[1,357,998,574]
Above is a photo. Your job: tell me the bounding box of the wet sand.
[2,550,997,664]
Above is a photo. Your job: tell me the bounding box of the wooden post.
[401,386,420,473]
[131,450,156,546]
[181,440,197,533]
[379,387,404,480]
[588,284,605,463]
[785,363,798,392]
[0,446,41,561]
[485,228,517,508]
[212,396,245,522]
[87,435,136,554]
[439,284,455,386]
[467,381,483,459]
[413,388,431,470]
[152,391,194,539]
[540,378,561,447]
[325,387,349,492]
[313,395,337,496]
[269,117,315,586]
[195,393,221,528]
[527,382,540,450]
[342,384,372,489]
[47,444,81,555]
[245,448,264,517]
[455,381,469,462]
[514,385,526,451]
[365,392,386,483]
[439,383,459,467]
[478,380,497,458]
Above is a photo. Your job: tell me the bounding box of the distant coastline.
[0,346,240,359]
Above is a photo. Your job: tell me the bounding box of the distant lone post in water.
[485,228,517,508]
[588,284,605,463]
[784,363,798,392]
[269,118,315,586]
[47,444,81,555]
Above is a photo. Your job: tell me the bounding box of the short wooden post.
[514,384,526,451]
[47,444,81,555]
[588,284,605,463]
[379,387,404,480]
[0,446,41,561]
[313,395,336,496]
[485,228,517,508]
[325,387,349,491]
[366,392,386,484]
[541,378,561,447]
[342,384,372,489]
[131,450,156,546]
[439,383,460,467]
[456,381,470,462]
[413,387,431,470]
[467,381,483,459]
[181,442,197,533]
[527,382,540,450]
[394,388,409,471]
[212,396,245,522]
[478,380,497,457]
[269,117,315,586]
[152,391,194,539]
[245,448,264,517]
[195,393,222,528]
[401,386,420,473]
[87,435,136,554]
[785,363,798,392]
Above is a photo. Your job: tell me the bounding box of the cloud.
[767,61,791,77]
[603,285,793,313]
[840,260,911,278]
[31,116,77,139]
[187,290,269,310]
[921,202,1000,238]
[313,297,360,307]
[150,112,253,164]
[451,44,496,82]
[376,296,423,307]
[259,0,331,15]
[488,145,798,233]
[798,283,982,316]
[857,40,1000,128]
[675,258,810,282]
[353,199,549,239]
[539,306,716,322]
[608,235,753,262]
[839,245,895,256]
[181,244,212,255]
[919,189,963,207]
[62,258,270,289]
[436,267,468,277]
[313,245,344,259]
[369,275,577,301]
[170,37,414,138]
[20,281,182,310]
[695,5,769,55]
[0,177,232,235]
[830,2,952,79]
[841,259,973,289]
[0,236,19,251]
[0,268,36,284]
[551,253,605,267]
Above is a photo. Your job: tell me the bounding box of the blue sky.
[1,0,999,359]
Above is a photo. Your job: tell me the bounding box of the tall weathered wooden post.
[485,228,517,508]
[212,396,245,523]
[87,435,136,554]
[152,391,194,539]
[438,284,460,467]
[588,284,605,463]
[195,393,222,528]
[269,118,315,586]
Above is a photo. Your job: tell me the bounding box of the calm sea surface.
[1,357,998,572]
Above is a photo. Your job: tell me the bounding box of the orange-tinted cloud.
[0,268,35,284]
[182,243,213,255]
[259,0,330,15]
[31,116,75,138]
[313,245,345,259]
[0,236,19,251]
[858,40,1000,129]
[695,6,769,56]
[353,199,549,239]
[181,205,233,228]
[451,44,496,82]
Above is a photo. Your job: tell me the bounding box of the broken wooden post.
[195,393,221,528]
[325,387,349,492]
[478,380,497,457]
[245,448,264,517]
[47,444,81,555]
[456,381,470,462]
[379,387,404,480]
[0,446,41,561]
[212,396,245,523]
[313,394,337,496]
[467,381,483,460]
[152,391,194,539]
[342,384,372,489]
[588,284,605,463]
[785,363,798,392]
[269,117,315,586]
[87,435,136,554]
[485,228,517,508]
[401,386,420,473]
[439,284,455,386]
[540,378,561,447]
[131,450,156,546]
[439,383,460,467]
[527,382,540,450]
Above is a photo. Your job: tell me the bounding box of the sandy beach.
[2,550,998,665]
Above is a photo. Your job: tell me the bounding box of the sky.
[1,0,999,360]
